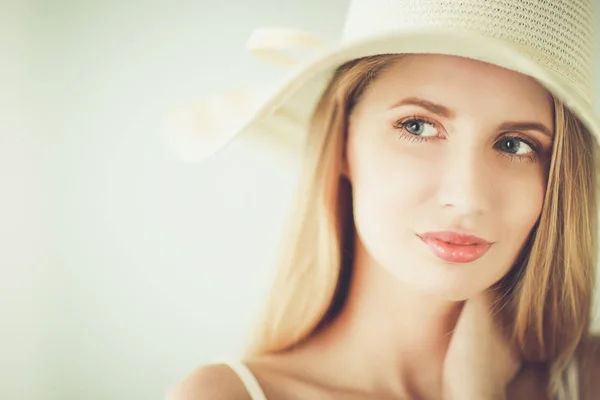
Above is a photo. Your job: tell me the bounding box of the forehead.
[357,54,553,124]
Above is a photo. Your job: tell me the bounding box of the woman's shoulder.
[166,355,318,400]
[166,363,252,400]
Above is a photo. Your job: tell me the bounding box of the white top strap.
[223,360,268,400]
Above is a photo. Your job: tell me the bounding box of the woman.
[167,1,600,399]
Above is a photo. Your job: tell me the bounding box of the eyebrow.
[389,97,455,119]
[497,121,553,138]
[389,96,553,138]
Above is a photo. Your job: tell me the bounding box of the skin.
[168,55,599,400]
[346,55,553,302]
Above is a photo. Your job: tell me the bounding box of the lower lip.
[418,236,491,264]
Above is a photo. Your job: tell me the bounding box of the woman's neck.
[296,238,464,399]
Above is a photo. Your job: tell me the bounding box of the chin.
[388,261,495,301]
[394,246,513,301]
[414,281,481,302]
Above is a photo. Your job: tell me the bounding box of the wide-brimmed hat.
[165,0,599,163]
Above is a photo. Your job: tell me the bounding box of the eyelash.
[393,116,541,163]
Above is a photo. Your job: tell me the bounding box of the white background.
[1,1,598,399]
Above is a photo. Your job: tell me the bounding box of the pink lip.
[417,231,492,264]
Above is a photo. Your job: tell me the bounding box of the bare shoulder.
[578,334,600,400]
[166,364,251,400]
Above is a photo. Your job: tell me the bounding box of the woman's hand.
[442,291,521,400]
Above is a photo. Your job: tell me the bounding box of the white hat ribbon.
[247,27,326,69]
[164,27,324,163]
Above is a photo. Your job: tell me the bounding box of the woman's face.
[346,54,554,300]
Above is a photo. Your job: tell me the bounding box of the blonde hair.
[244,55,598,398]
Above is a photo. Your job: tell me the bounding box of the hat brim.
[166,29,600,162]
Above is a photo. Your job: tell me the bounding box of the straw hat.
[165,0,599,163]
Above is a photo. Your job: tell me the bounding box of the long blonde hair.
[244,55,598,397]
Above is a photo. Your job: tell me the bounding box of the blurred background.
[1,1,599,399]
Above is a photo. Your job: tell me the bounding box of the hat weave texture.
[343,0,596,104]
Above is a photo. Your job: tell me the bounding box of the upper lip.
[418,231,492,245]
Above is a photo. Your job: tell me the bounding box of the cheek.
[495,172,546,250]
[347,134,436,228]
[460,170,546,294]
[347,132,438,260]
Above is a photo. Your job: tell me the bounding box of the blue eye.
[497,137,535,156]
[398,118,439,137]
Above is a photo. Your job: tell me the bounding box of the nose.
[436,143,492,218]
